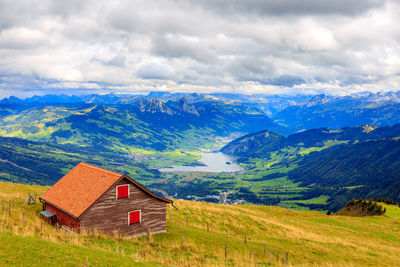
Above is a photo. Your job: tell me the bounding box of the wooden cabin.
[39,162,172,237]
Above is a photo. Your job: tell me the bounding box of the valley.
[1,92,400,213]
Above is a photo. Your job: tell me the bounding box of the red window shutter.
[129,210,141,224]
[117,185,129,199]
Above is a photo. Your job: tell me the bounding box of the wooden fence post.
[24,193,30,205]
[244,234,247,244]
[147,228,151,244]
[264,243,267,254]
[207,222,209,232]
[22,212,25,225]
[118,229,121,241]
[225,244,227,259]
[8,201,11,216]
[286,252,288,264]
[250,248,253,260]
[282,258,284,265]
[181,232,184,249]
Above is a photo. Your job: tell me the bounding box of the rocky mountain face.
[137,97,200,117]
[302,94,332,107]
[138,99,174,114]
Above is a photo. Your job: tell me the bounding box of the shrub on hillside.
[326,210,332,215]
[342,198,386,216]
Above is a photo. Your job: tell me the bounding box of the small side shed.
[39,162,172,237]
[40,210,56,225]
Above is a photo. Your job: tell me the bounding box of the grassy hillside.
[1,182,400,266]
[213,124,400,211]
[0,98,278,152]
[0,136,160,185]
[288,139,400,211]
[222,123,400,158]
[379,203,400,219]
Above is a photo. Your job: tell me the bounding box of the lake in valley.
[159,152,244,172]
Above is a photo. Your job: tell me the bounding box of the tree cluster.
[345,198,386,216]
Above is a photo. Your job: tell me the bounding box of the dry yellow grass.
[169,200,400,266]
[1,181,400,266]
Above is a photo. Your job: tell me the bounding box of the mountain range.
[0,95,279,152]
[2,91,400,211]
[4,91,400,135]
[221,123,400,157]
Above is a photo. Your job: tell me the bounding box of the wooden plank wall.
[79,177,167,237]
[45,203,80,231]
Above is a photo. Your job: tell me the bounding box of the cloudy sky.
[0,0,399,97]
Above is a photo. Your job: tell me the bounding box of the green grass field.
[281,195,330,207]
[0,232,151,266]
[1,181,400,266]
[380,203,400,219]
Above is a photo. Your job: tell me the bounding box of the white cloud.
[0,0,399,96]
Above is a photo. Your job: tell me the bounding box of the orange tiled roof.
[40,162,122,218]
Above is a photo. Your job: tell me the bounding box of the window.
[116,184,129,199]
[128,210,141,224]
